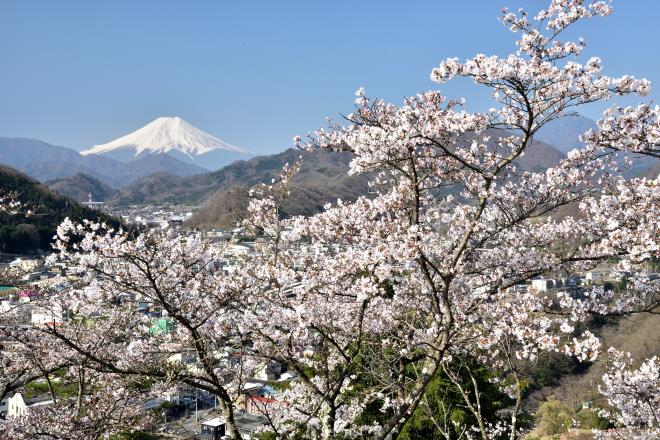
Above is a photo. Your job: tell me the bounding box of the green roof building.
[149,318,174,336]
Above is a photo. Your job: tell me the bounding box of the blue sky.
[1,0,658,155]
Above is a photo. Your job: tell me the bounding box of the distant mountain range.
[534,114,597,153]
[0,136,207,188]
[1,114,657,228]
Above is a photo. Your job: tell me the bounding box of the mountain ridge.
[0,137,207,187]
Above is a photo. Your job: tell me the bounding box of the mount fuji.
[81,117,250,171]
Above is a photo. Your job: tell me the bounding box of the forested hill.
[47,173,119,203]
[0,165,122,254]
[186,149,372,228]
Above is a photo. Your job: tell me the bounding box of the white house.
[532,278,555,292]
[6,393,54,418]
[30,301,66,326]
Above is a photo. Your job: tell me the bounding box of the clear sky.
[1,0,658,155]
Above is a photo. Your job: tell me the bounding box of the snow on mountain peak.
[81,116,245,158]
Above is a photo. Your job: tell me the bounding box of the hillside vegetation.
[0,165,122,254]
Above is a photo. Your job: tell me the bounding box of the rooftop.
[202,417,225,427]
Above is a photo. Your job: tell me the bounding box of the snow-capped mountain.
[81,117,249,170]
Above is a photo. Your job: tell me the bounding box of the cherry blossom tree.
[0,222,266,438]
[0,373,156,440]
[1,1,658,439]
[584,104,660,158]
[0,192,44,406]
[596,348,659,439]
[249,0,658,437]
[0,190,32,216]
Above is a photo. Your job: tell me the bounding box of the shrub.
[534,396,574,437]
